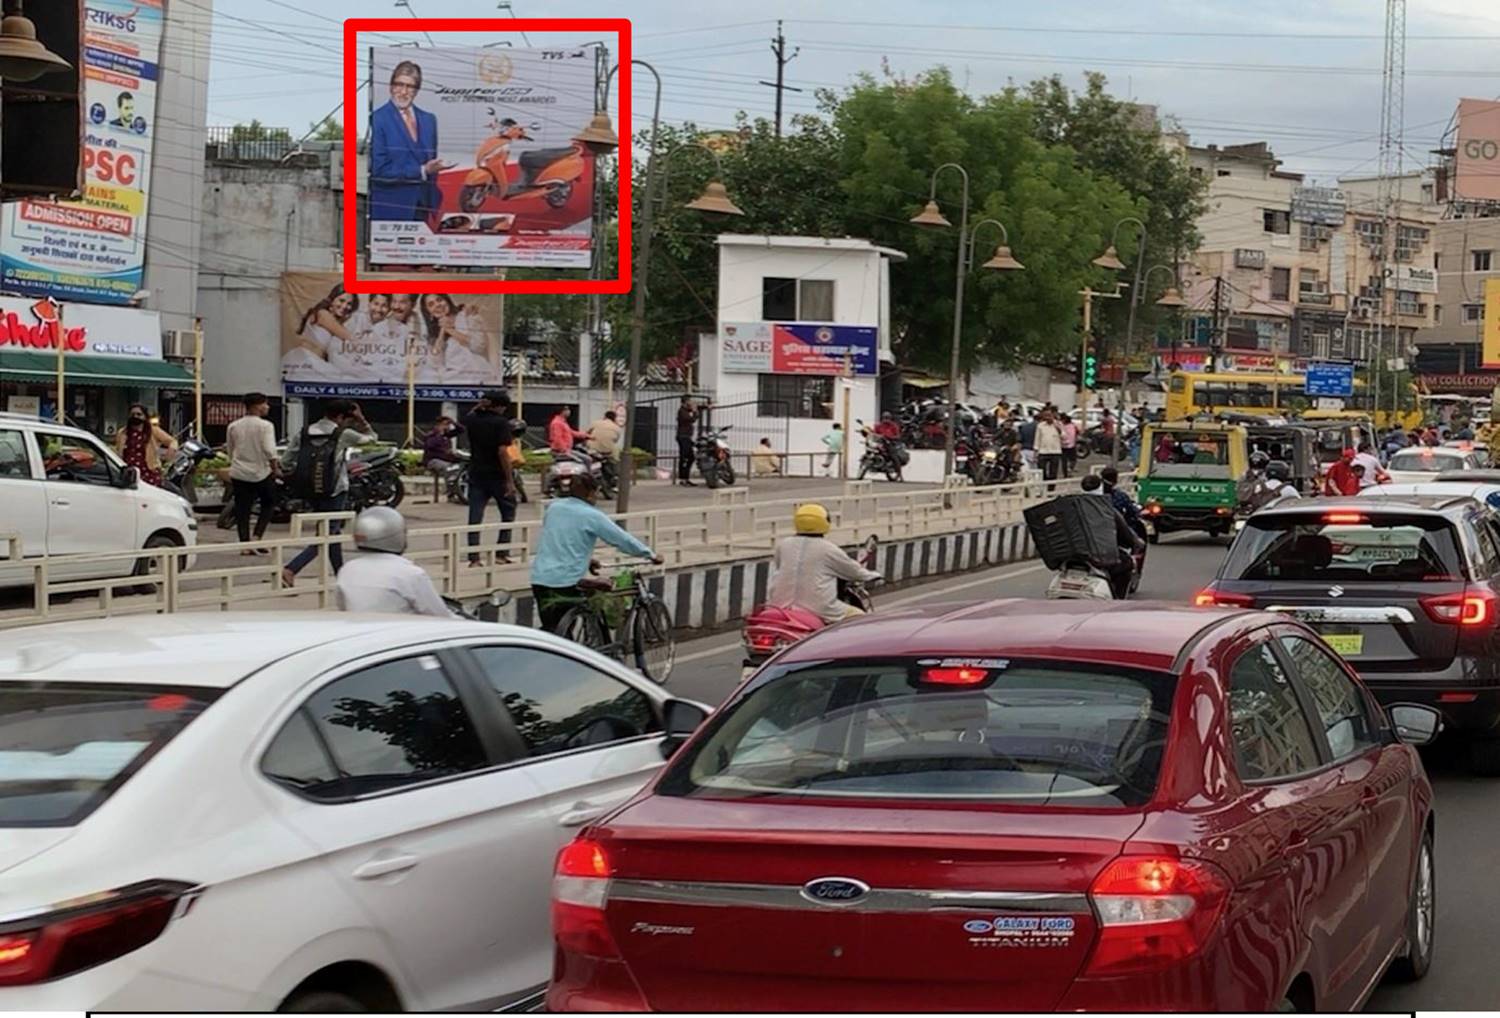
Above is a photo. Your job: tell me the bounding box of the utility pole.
[1375,0,1406,422]
[1209,275,1226,373]
[759,20,800,139]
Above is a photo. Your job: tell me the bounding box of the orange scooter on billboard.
[458,113,586,213]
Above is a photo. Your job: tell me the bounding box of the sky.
[199,0,1500,185]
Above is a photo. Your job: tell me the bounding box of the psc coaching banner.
[366,46,596,270]
[279,272,505,401]
[0,0,164,304]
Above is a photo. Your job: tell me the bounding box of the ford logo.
[963,919,994,934]
[800,877,870,906]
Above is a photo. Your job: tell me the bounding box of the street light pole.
[1093,217,1147,463]
[576,60,745,514]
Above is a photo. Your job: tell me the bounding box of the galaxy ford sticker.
[964,915,1077,948]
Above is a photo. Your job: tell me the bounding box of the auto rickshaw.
[1136,422,1248,543]
[1245,424,1320,495]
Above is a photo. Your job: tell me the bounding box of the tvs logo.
[477,53,513,84]
[0,299,87,352]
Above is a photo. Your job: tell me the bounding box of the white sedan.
[0,613,707,1012]
[1383,446,1482,484]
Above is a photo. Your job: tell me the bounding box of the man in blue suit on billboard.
[370,60,450,221]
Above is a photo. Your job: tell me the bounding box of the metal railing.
[0,473,1125,629]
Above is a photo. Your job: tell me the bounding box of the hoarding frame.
[340,17,632,296]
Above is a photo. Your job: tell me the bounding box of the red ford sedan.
[549,601,1439,1013]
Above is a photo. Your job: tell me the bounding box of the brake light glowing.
[1084,855,1231,977]
[1323,512,1367,524]
[553,839,621,961]
[147,694,189,712]
[1421,589,1497,626]
[1193,587,1254,608]
[921,667,989,685]
[0,884,188,987]
[1145,502,1162,515]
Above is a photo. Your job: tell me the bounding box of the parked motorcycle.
[439,449,471,504]
[161,437,218,506]
[348,446,405,511]
[458,114,586,213]
[543,440,612,499]
[742,535,879,673]
[215,475,308,531]
[695,425,736,489]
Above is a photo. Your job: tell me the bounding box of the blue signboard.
[1304,361,1354,398]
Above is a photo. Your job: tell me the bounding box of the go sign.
[1464,138,1500,161]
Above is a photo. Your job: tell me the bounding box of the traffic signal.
[1079,349,1098,388]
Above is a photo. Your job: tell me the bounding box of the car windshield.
[659,659,1175,807]
[1222,512,1465,583]
[0,682,218,827]
[1149,431,1233,479]
[1390,451,1462,473]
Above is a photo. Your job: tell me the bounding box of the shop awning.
[0,352,194,389]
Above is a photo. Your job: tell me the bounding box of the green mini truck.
[1136,422,1248,543]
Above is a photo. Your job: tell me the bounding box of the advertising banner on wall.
[1484,278,1500,369]
[279,272,506,400]
[0,295,161,359]
[0,0,164,304]
[719,322,879,376]
[1456,98,1500,204]
[366,46,596,269]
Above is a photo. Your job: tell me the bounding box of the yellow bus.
[1163,371,1420,429]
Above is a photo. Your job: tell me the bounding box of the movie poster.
[366,46,597,269]
[279,272,505,400]
[0,0,164,304]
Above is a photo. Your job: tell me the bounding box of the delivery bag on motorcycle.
[289,425,345,499]
[1023,494,1122,571]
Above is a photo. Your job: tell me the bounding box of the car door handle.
[558,800,610,828]
[351,853,420,880]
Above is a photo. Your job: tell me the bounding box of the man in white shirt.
[766,503,882,623]
[337,507,450,617]
[1352,442,1388,489]
[224,392,279,550]
[1034,408,1064,481]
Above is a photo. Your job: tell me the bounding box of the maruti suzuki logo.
[1328,585,1345,598]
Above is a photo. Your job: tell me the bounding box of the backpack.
[290,424,345,498]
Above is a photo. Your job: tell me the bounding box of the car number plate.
[1322,633,1365,656]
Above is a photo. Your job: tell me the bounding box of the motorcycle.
[970,441,1021,487]
[458,114,586,214]
[543,440,612,499]
[695,425,736,489]
[216,475,308,531]
[855,421,907,482]
[161,437,218,506]
[742,535,879,673]
[348,446,405,511]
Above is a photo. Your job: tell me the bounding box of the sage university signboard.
[720,322,878,375]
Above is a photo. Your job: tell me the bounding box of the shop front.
[0,298,193,435]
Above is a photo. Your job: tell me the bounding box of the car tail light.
[0,881,193,987]
[1144,502,1162,516]
[1193,586,1254,608]
[1420,588,1497,626]
[1083,856,1230,977]
[1323,511,1367,524]
[1439,691,1478,703]
[553,839,620,960]
[920,667,989,685]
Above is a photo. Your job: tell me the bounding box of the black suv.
[1198,495,1500,773]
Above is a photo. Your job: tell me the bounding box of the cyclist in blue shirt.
[530,472,662,632]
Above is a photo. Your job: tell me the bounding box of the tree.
[308,118,344,142]
[831,68,1143,373]
[229,119,291,143]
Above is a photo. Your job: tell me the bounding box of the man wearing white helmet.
[337,506,451,617]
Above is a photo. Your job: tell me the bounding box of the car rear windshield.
[1149,432,1232,479]
[1390,451,1459,473]
[0,682,218,827]
[1223,512,1465,583]
[658,659,1175,807]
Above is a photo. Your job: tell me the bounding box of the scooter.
[348,446,405,511]
[161,437,217,506]
[543,440,611,499]
[695,425,736,488]
[458,114,586,213]
[742,535,879,673]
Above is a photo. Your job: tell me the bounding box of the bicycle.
[551,566,675,683]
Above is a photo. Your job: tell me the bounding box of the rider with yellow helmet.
[766,502,883,623]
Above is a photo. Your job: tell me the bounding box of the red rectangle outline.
[341,18,631,295]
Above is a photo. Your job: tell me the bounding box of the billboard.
[279,272,505,400]
[1485,278,1500,369]
[719,322,879,375]
[1290,186,1346,226]
[1454,98,1500,204]
[0,295,161,359]
[0,0,84,201]
[366,46,596,269]
[0,0,163,304]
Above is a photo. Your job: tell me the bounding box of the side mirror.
[489,589,513,608]
[117,465,140,489]
[1388,703,1441,746]
[660,698,710,759]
